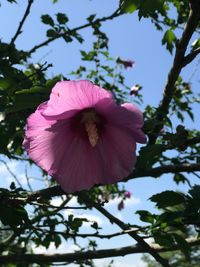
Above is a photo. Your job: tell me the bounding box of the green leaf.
[173,233,191,259]
[155,210,184,226]
[6,93,44,112]
[62,35,73,43]
[10,182,16,190]
[136,144,165,169]
[162,29,176,53]
[150,191,186,208]
[0,78,12,89]
[136,210,155,224]
[120,0,139,13]
[0,205,29,227]
[188,185,200,201]
[15,86,47,95]
[46,29,58,38]
[154,232,174,247]
[54,235,61,248]
[173,173,187,184]
[138,0,165,19]
[87,14,96,22]
[56,13,68,24]
[91,222,101,230]
[41,14,54,27]
[42,234,52,248]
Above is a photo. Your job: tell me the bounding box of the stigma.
[80,109,100,147]
[85,122,98,147]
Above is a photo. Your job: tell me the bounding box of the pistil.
[85,122,98,147]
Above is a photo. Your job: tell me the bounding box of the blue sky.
[0,1,199,266]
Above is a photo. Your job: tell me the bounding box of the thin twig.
[192,172,200,179]
[0,159,22,188]
[188,56,200,82]
[10,0,34,45]
[28,8,122,54]
[25,167,33,191]
[183,47,200,67]
[22,226,141,239]
[30,201,87,210]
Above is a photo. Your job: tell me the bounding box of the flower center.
[81,110,100,147]
[85,122,98,147]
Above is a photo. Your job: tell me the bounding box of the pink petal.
[24,122,70,174]
[95,99,147,144]
[50,124,136,192]
[42,80,113,120]
[23,107,102,192]
[96,124,136,184]
[24,102,54,138]
[50,137,103,193]
[121,103,144,127]
[24,106,136,192]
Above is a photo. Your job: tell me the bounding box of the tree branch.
[79,193,170,267]
[148,0,200,144]
[10,0,34,45]
[28,8,122,54]
[127,163,200,180]
[182,47,200,67]
[1,163,199,202]
[0,238,199,264]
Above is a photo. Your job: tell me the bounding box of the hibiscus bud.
[118,200,124,211]
[117,58,135,69]
[124,191,131,198]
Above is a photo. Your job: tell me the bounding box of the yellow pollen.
[85,122,98,147]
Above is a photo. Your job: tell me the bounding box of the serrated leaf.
[162,29,176,53]
[41,14,54,27]
[56,13,68,24]
[136,210,155,223]
[136,144,165,169]
[138,0,165,19]
[154,232,174,247]
[54,235,61,248]
[150,191,186,208]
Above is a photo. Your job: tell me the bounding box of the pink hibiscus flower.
[23,80,146,193]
